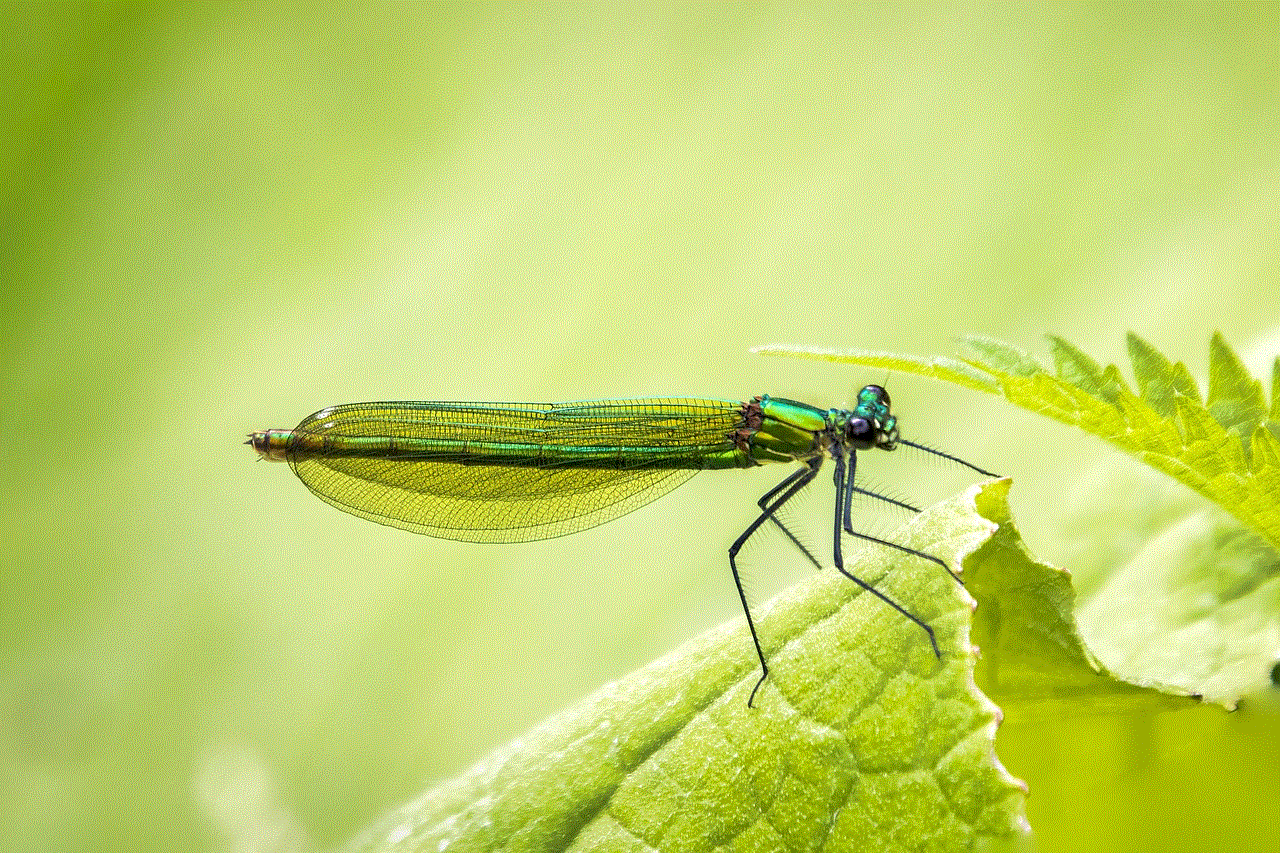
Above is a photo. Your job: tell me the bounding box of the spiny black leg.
[851,486,921,514]
[832,449,854,571]
[841,448,857,533]
[754,462,811,507]
[840,446,961,585]
[841,528,963,586]
[730,457,823,707]
[755,466,823,569]
[769,517,822,570]
[831,449,942,658]
[841,451,925,528]
[897,438,1000,478]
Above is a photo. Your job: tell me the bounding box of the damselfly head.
[844,384,899,451]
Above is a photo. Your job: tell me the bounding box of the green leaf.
[957,337,1042,379]
[1127,332,1202,415]
[750,344,1002,394]
[1271,357,1280,422]
[1077,498,1280,706]
[342,486,1031,853]
[964,480,1191,714]
[1207,330,1269,450]
[1045,336,1111,401]
[756,333,1280,706]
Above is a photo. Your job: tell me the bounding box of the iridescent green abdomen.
[249,398,777,541]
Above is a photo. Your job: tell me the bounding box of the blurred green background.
[3,4,1278,852]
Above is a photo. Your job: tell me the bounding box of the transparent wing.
[286,399,744,541]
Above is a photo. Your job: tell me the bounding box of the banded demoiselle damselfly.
[248,385,997,705]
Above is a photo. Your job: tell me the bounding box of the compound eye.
[846,417,875,446]
[861,384,889,405]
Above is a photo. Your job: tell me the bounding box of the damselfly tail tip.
[246,430,290,462]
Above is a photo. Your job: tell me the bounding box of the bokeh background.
[3,4,1278,852]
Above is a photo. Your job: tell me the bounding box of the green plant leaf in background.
[966,481,1195,715]
[754,334,1280,706]
[341,486,1032,853]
